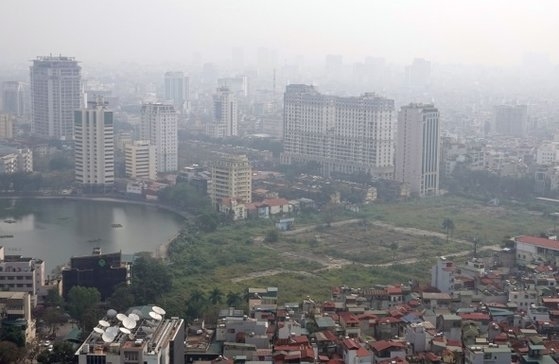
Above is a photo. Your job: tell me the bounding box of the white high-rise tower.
[30,55,82,140]
[209,87,238,138]
[140,103,178,173]
[395,103,440,197]
[74,99,114,190]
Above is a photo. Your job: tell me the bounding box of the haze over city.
[1,0,558,66]
[4,1,559,363]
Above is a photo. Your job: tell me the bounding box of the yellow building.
[210,154,252,204]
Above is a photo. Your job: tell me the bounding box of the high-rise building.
[395,103,440,197]
[140,103,178,173]
[30,55,82,140]
[1,81,26,117]
[494,104,528,137]
[0,114,14,139]
[125,140,156,180]
[218,76,249,97]
[74,100,114,190]
[210,154,252,204]
[164,71,189,113]
[281,84,395,178]
[208,87,238,138]
[405,58,431,88]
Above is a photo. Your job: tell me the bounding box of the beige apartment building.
[281,84,395,179]
[210,154,252,204]
[125,140,156,180]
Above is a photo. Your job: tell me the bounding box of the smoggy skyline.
[1,0,558,67]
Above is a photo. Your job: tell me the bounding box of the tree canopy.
[131,256,172,304]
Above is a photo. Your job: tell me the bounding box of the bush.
[264,229,279,243]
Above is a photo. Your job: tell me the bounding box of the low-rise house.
[422,292,452,309]
[342,338,372,364]
[464,344,511,364]
[339,311,361,338]
[370,340,406,364]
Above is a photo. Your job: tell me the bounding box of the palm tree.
[442,218,455,243]
[226,291,242,307]
[209,288,223,305]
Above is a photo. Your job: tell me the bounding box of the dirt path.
[231,217,502,282]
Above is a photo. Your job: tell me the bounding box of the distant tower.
[74,99,114,191]
[395,103,440,197]
[494,104,528,137]
[210,87,238,137]
[140,103,178,173]
[405,58,431,88]
[30,55,82,140]
[164,71,189,113]
[1,81,26,117]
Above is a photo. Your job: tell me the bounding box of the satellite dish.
[148,311,162,320]
[102,332,115,343]
[123,317,137,329]
[93,327,104,334]
[152,306,166,315]
[131,309,143,318]
[107,326,119,336]
[116,313,127,322]
[129,313,140,321]
[120,327,131,335]
[107,309,118,318]
[99,320,110,327]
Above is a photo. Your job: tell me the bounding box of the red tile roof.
[459,312,490,321]
[342,338,360,350]
[386,286,403,295]
[339,311,359,324]
[516,235,559,251]
[371,340,406,352]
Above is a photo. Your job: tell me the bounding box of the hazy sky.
[1,0,558,67]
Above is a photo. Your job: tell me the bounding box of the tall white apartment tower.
[74,99,114,190]
[282,84,395,178]
[210,154,252,204]
[30,55,81,140]
[211,87,238,137]
[395,103,440,197]
[140,103,178,173]
[164,71,189,113]
[125,140,157,180]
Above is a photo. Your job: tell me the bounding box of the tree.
[208,288,223,305]
[66,286,101,332]
[131,256,172,304]
[226,291,242,307]
[264,229,279,243]
[441,218,455,243]
[37,342,75,364]
[389,242,399,260]
[108,284,136,312]
[0,341,24,364]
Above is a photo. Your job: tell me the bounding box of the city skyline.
[0,0,558,67]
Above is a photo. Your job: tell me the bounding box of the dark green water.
[0,199,184,273]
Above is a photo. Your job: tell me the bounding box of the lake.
[0,198,185,274]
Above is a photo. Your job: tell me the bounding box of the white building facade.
[140,103,178,173]
[395,103,440,197]
[209,87,238,137]
[74,100,115,189]
[281,84,395,178]
[30,56,82,140]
